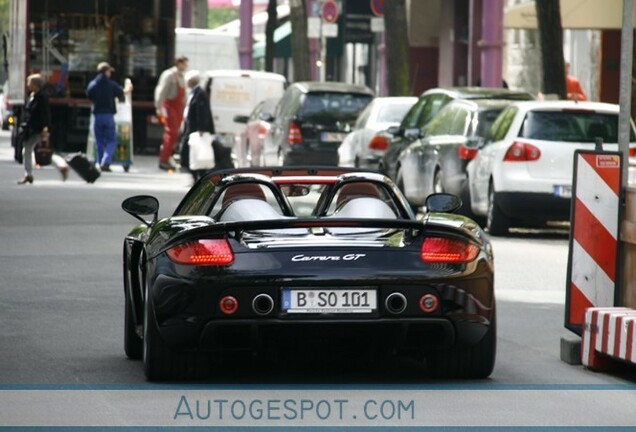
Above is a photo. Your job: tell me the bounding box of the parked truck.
[6,0,177,159]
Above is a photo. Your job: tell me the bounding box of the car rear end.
[494,103,636,221]
[285,91,373,165]
[147,219,494,359]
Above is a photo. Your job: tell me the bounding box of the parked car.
[0,81,12,130]
[266,82,374,166]
[380,87,535,181]
[233,98,279,167]
[466,101,636,235]
[396,99,514,214]
[338,96,417,168]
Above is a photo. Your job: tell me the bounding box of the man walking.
[155,56,188,171]
[86,62,132,171]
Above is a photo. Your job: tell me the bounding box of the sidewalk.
[0,131,192,191]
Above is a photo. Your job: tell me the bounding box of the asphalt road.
[1,131,635,427]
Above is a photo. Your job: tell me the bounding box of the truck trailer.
[6,0,177,159]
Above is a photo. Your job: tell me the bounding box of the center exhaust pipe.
[385,292,407,314]
[252,294,274,316]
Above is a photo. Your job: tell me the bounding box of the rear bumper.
[496,191,571,222]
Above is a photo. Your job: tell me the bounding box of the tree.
[265,0,277,72]
[384,0,410,96]
[535,0,566,98]
[289,0,311,81]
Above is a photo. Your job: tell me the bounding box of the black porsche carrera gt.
[122,167,495,380]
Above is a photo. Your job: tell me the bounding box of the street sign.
[323,23,339,38]
[370,17,384,32]
[321,0,339,24]
[307,16,321,38]
[370,0,384,17]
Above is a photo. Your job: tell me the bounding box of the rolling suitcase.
[66,153,100,183]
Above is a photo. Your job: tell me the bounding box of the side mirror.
[233,115,249,124]
[425,193,462,213]
[465,136,484,149]
[386,126,402,137]
[259,112,275,122]
[403,127,422,140]
[122,195,159,226]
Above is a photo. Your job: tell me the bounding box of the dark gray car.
[396,99,515,212]
[266,82,374,166]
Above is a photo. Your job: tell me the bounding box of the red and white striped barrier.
[582,307,636,370]
[565,151,623,335]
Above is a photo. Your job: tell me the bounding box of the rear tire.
[428,309,497,379]
[487,185,510,236]
[396,168,419,214]
[123,250,142,360]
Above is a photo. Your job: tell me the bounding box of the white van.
[205,70,287,165]
[175,28,240,72]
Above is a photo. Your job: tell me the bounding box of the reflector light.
[166,239,234,265]
[419,294,439,313]
[421,237,479,263]
[368,135,389,151]
[288,121,303,145]
[219,296,238,314]
[503,141,541,162]
[458,145,478,160]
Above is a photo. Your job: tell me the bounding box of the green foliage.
[0,0,8,35]
[207,8,239,30]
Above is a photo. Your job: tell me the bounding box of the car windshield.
[520,110,634,143]
[299,92,372,123]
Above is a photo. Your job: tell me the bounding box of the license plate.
[553,185,572,198]
[321,132,347,142]
[282,289,377,313]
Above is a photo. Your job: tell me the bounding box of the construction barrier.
[565,151,623,335]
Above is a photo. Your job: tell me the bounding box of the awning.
[504,0,636,29]
[253,21,292,59]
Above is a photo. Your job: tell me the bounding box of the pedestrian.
[86,62,133,172]
[155,56,188,171]
[565,62,587,101]
[180,74,217,182]
[17,73,69,184]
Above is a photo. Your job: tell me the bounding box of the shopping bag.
[188,132,215,170]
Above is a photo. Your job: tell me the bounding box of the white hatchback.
[466,101,636,235]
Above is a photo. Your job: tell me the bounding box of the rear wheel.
[487,184,510,236]
[428,309,497,378]
[143,287,209,381]
[123,250,142,359]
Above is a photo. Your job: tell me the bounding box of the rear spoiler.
[202,166,382,182]
[162,217,424,252]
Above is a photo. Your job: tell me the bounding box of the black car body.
[266,82,374,166]
[396,99,514,211]
[380,87,535,181]
[122,167,495,380]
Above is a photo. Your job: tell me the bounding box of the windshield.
[299,92,372,123]
[475,109,504,138]
[377,102,414,124]
[520,110,635,143]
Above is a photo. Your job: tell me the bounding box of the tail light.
[503,141,541,162]
[287,121,303,145]
[257,124,268,140]
[166,239,234,265]
[458,145,478,160]
[368,135,389,151]
[629,147,636,157]
[421,237,479,263]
